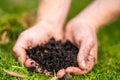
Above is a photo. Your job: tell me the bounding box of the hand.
[13,21,63,74]
[57,19,98,78]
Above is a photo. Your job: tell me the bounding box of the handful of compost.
[26,38,79,79]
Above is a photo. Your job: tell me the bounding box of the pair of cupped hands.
[13,18,98,78]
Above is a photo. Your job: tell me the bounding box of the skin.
[13,0,71,76]
[13,0,120,78]
[64,0,120,77]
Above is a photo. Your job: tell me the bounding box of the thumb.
[13,45,27,65]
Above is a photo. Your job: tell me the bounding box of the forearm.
[37,0,71,28]
[74,0,120,31]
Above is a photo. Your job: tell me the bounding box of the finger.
[54,30,64,41]
[13,46,26,65]
[69,44,98,75]
[24,58,36,67]
[77,40,94,70]
[57,69,66,78]
[66,66,88,75]
[89,44,98,64]
[13,33,34,65]
[25,58,40,69]
[13,34,29,64]
[25,58,43,73]
[65,21,74,43]
[86,44,98,71]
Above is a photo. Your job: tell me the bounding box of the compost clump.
[26,38,79,73]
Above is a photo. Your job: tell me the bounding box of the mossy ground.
[0,0,120,80]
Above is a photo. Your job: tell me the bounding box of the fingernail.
[81,60,86,69]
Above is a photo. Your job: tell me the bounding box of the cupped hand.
[57,20,98,78]
[13,21,64,74]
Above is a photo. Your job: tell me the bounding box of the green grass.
[0,0,120,80]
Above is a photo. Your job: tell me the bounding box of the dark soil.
[26,38,79,73]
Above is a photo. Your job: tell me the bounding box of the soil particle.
[62,73,72,80]
[26,38,79,73]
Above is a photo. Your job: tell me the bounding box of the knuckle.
[67,20,75,27]
[88,38,94,44]
[83,70,89,75]
[12,46,17,53]
[86,40,94,48]
[81,48,88,55]
[12,46,20,57]
[66,19,76,32]
[19,32,25,38]
[88,42,94,48]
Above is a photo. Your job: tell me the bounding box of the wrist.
[36,20,63,30]
[34,20,63,41]
[72,18,98,32]
[37,18,64,30]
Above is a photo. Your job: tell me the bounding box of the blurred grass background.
[0,0,120,80]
